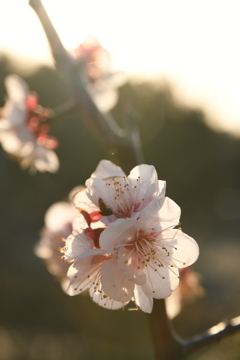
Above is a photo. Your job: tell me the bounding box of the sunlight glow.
[0,0,240,134]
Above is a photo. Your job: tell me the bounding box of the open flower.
[98,197,199,313]
[62,162,199,313]
[62,230,130,310]
[73,36,126,112]
[73,160,166,224]
[0,75,59,173]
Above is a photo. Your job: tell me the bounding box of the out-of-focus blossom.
[73,159,166,225]
[166,267,205,319]
[34,186,105,290]
[63,161,199,313]
[73,36,126,112]
[0,75,59,173]
[34,201,78,290]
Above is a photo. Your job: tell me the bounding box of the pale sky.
[1,0,240,135]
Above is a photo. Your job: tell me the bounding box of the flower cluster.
[60,160,199,313]
[0,75,59,173]
[73,36,126,112]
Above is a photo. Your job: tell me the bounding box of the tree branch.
[29,0,144,171]
[149,300,240,359]
[148,300,184,360]
[184,316,240,355]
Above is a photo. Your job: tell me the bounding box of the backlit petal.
[101,257,135,302]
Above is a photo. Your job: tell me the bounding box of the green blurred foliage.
[0,54,240,359]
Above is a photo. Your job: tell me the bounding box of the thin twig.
[150,301,240,359]
[184,316,240,355]
[29,0,144,171]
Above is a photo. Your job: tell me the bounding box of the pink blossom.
[0,75,59,173]
[73,36,126,112]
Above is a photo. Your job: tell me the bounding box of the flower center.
[25,93,58,149]
[104,175,145,218]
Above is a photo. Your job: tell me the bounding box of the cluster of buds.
[0,75,59,173]
[54,160,199,313]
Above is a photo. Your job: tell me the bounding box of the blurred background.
[0,0,240,359]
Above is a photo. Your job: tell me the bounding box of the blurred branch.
[149,303,240,360]
[123,105,144,165]
[184,316,240,355]
[49,98,78,119]
[29,0,144,172]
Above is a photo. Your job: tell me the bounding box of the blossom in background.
[34,186,105,290]
[73,36,126,112]
[62,160,199,313]
[34,201,77,290]
[0,75,59,173]
[166,267,205,319]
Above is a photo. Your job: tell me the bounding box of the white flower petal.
[86,177,115,209]
[66,249,108,295]
[99,218,136,252]
[118,247,146,285]
[89,284,128,310]
[34,147,59,173]
[64,230,94,261]
[101,257,135,302]
[165,290,182,319]
[128,164,160,199]
[134,285,153,313]
[4,75,29,104]
[129,164,158,184]
[45,202,76,232]
[142,261,179,299]
[91,159,126,179]
[73,188,99,212]
[158,229,199,268]
[67,249,107,276]
[141,197,181,227]
[89,86,118,113]
[66,272,93,296]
